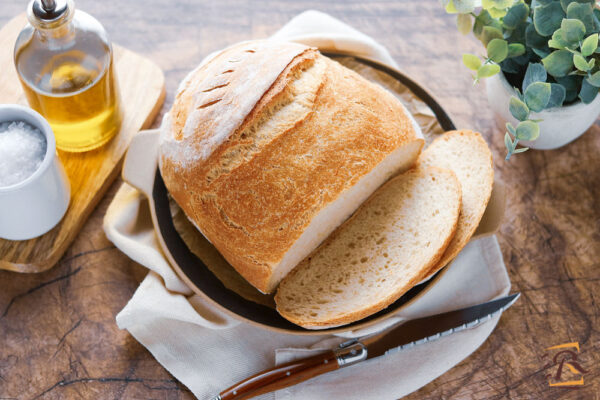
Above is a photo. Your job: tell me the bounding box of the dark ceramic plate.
[151,53,455,334]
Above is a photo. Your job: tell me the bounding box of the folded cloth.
[104,10,510,400]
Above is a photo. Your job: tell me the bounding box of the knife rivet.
[286,371,291,376]
[324,359,328,364]
[351,349,356,355]
[233,390,237,395]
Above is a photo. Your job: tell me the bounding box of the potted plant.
[443,0,600,159]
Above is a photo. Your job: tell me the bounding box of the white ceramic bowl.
[0,104,70,240]
[486,72,600,150]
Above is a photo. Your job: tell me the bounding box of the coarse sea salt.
[0,120,47,187]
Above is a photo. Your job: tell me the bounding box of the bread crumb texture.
[275,167,461,328]
[417,130,494,277]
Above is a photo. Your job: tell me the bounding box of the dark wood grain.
[0,1,598,399]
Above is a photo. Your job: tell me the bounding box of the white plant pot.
[485,72,600,150]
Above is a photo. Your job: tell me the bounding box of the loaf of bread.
[417,130,494,278]
[159,40,424,293]
[275,167,462,328]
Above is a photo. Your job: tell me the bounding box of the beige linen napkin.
[104,10,511,400]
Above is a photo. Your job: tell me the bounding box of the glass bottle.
[14,0,122,152]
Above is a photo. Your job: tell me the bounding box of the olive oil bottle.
[14,0,122,152]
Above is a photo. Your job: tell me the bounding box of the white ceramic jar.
[0,105,70,240]
[486,72,600,150]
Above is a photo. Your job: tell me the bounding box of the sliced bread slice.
[275,167,461,329]
[417,130,494,278]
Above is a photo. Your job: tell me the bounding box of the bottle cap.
[31,0,69,20]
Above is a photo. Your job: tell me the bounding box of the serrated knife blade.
[360,292,520,359]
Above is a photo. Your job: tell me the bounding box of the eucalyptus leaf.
[561,19,586,43]
[488,7,508,18]
[542,50,574,77]
[587,70,600,87]
[581,33,598,57]
[512,147,530,153]
[509,96,530,120]
[566,2,595,33]
[524,81,552,111]
[508,43,526,57]
[477,63,502,78]
[504,131,513,150]
[506,122,517,136]
[515,120,540,141]
[482,0,514,10]
[526,23,549,48]
[487,39,509,62]
[474,10,501,38]
[501,58,521,74]
[573,53,590,71]
[463,53,482,70]
[532,47,551,58]
[457,13,473,35]
[579,77,599,103]
[549,29,570,49]
[556,75,581,102]
[546,83,567,108]
[522,63,547,92]
[503,2,529,29]
[533,2,566,36]
[482,26,504,46]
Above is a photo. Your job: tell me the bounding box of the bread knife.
[210,293,520,400]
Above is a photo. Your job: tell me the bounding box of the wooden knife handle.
[217,350,339,400]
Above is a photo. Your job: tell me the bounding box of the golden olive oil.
[17,51,121,152]
[14,0,122,152]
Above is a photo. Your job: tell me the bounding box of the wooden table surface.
[1,1,598,399]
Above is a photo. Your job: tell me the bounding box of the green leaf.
[503,2,529,29]
[463,54,482,70]
[546,83,567,108]
[532,48,551,58]
[549,29,570,49]
[587,71,600,87]
[506,122,516,136]
[457,13,473,35]
[482,0,514,10]
[579,78,599,103]
[561,19,586,43]
[515,120,540,141]
[481,26,504,46]
[477,63,501,78]
[573,53,591,71]
[556,75,581,102]
[504,131,513,152]
[526,23,549,48]
[522,63,547,91]
[566,2,595,33]
[487,39,509,63]
[524,82,552,111]
[542,50,574,77]
[474,10,501,38]
[512,147,529,153]
[581,34,598,57]
[533,2,566,36]
[509,96,530,120]
[507,43,526,57]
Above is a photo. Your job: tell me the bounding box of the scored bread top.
[275,167,461,329]
[159,40,423,293]
[417,130,494,278]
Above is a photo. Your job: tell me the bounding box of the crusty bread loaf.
[159,40,424,293]
[417,130,494,278]
[275,167,461,329]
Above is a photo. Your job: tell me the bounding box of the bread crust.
[275,167,462,329]
[159,40,423,293]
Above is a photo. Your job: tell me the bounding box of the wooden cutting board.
[0,14,166,273]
